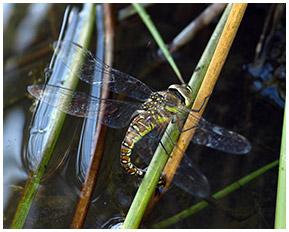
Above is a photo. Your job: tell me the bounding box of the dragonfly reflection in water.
[28,41,251,198]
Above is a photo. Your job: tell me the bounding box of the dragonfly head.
[168,84,193,107]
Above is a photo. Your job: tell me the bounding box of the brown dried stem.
[144,3,247,220]
[70,3,115,228]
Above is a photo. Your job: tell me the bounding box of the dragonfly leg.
[176,93,212,133]
[180,124,198,133]
[171,94,212,133]
[191,93,212,113]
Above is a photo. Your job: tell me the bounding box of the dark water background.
[3,3,285,228]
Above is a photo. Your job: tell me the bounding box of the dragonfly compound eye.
[168,84,193,107]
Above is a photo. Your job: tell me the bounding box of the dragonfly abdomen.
[120,92,180,184]
[120,115,155,178]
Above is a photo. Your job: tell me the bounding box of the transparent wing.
[172,153,210,198]
[176,106,251,154]
[52,41,153,101]
[132,105,251,197]
[134,127,211,198]
[28,84,142,128]
[193,117,251,154]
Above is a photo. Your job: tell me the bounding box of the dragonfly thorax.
[141,92,167,114]
[139,84,193,118]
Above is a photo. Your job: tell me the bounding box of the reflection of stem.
[118,3,154,21]
[205,196,255,221]
[167,3,227,54]
[138,4,227,81]
[40,123,80,184]
[253,4,285,68]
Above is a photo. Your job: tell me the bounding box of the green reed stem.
[10,4,95,228]
[132,3,184,83]
[118,3,154,21]
[122,4,232,229]
[274,104,286,229]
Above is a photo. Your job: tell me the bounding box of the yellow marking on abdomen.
[120,115,155,178]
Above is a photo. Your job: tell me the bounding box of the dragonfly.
[28,41,251,198]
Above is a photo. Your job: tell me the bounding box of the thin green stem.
[10,4,95,228]
[274,104,286,229]
[122,4,232,229]
[132,3,184,83]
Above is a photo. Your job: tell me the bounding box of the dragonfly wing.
[171,153,210,198]
[134,127,210,198]
[193,116,251,154]
[28,84,142,128]
[176,106,251,154]
[52,41,153,101]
